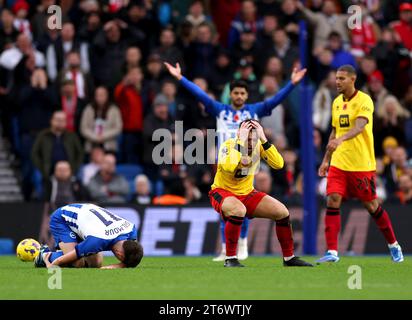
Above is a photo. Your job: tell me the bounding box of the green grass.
[1,256,411,299]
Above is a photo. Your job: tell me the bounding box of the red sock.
[325,207,341,251]
[225,216,244,257]
[275,216,294,257]
[371,206,397,245]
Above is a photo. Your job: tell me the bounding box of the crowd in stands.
[0,0,411,207]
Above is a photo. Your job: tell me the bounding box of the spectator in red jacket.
[391,3,412,51]
[114,66,145,163]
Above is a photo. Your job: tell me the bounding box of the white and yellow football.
[16,239,41,262]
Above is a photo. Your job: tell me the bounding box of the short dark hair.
[238,118,260,128]
[123,240,144,268]
[328,31,341,39]
[230,80,249,92]
[337,64,357,76]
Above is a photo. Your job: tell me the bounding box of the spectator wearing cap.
[80,86,123,154]
[381,136,399,166]
[391,3,412,52]
[12,0,32,39]
[0,8,19,53]
[362,69,389,112]
[142,94,174,180]
[220,58,262,104]
[227,0,263,48]
[374,95,410,155]
[114,67,145,163]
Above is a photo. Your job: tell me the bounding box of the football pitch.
[1,256,411,300]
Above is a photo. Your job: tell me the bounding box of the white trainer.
[212,244,226,261]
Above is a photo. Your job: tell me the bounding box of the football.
[16,239,41,262]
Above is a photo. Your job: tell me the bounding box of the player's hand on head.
[250,120,267,142]
[291,67,307,85]
[238,121,252,142]
[163,62,182,80]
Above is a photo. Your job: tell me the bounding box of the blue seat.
[116,164,144,201]
[0,238,14,255]
[116,164,143,181]
[32,169,43,199]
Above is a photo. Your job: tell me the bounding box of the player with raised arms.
[209,119,313,267]
[34,203,143,269]
[164,61,307,261]
[317,65,404,263]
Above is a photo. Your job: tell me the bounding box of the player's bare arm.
[318,128,336,177]
[327,117,368,153]
[100,263,126,269]
[290,67,308,85]
[164,62,182,80]
[44,250,78,268]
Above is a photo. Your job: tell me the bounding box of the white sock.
[283,255,295,261]
[328,250,338,256]
[238,238,247,245]
[226,255,237,260]
[221,243,226,254]
[388,242,399,248]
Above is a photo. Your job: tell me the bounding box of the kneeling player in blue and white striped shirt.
[35,203,143,269]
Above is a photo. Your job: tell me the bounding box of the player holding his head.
[209,119,313,267]
[317,65,403,263]
[35,203,143,269]
[164,61,307,261]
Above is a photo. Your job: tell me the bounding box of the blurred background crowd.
[0,0,412,209]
